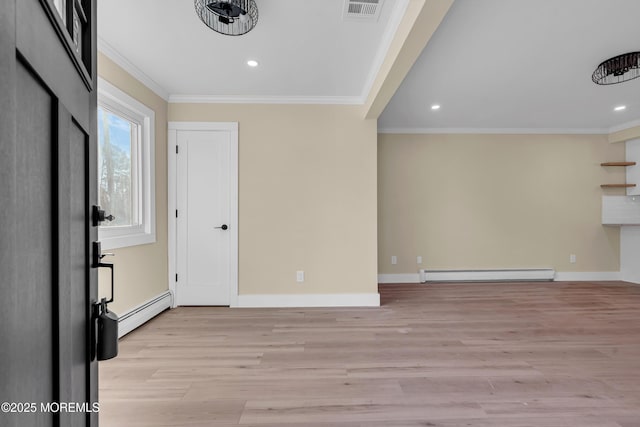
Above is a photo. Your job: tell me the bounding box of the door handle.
[92,242,115,304]
[215,224,229,230]
[98,262,115,305]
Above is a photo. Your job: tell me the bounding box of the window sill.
[99,230,156,250]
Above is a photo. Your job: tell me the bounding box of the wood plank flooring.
[99,282,640,426]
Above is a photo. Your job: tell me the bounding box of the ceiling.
[98,0,640,132]
[97,0,404,103]
[378,0,640,132]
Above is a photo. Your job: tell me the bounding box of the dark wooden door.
[0,0,98,426]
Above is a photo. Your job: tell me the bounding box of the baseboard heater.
[118,291,172,338]
[419,268,555,283]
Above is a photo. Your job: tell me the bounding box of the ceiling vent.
[343,0,384,21]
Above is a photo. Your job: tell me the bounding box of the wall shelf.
[601,184,637,188]
[601,162,637,166]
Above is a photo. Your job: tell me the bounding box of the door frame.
[167,122,239,307]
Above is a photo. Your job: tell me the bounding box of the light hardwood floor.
[99,282,640,426]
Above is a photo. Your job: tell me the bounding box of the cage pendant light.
[194,0,258,36]
[592,52,640,85]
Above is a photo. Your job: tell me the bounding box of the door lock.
[92,205,115,226]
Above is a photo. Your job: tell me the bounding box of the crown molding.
[377,127,609,135]
[168,94,364,105]
[98,37,170,101]
[360,0,410,103]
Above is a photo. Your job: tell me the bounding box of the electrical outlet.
[296,271,305,283]
[569,254,576,264]
[391,256,397,265]
[417,256,422,264]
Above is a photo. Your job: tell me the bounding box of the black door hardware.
[215,224,229,230]
[91,241,118,361]
[92,205,115,226]
[93,298,118,361]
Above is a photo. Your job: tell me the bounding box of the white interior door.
[176,127,237,305]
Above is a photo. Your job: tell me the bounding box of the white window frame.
[97,77,156,250]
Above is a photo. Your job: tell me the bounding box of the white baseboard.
[378,274,420,284]
[554,272,622,281]
[117,291,172,338]
[236,293,380,308]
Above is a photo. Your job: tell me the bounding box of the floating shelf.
[601,162,636,166]
[601,184,637,188]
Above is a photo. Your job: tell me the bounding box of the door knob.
[215,224,228,230]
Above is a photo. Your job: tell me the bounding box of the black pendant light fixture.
[592,52,640,85]
[194,0,258,36]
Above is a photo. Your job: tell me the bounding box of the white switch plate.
[569,254,576,264]
[391,256,397,265]
[296,271,304,282]
[417,256,422,264]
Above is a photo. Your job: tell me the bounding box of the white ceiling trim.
[377,127,610,135]
[98,37,170,101]
[168,94,364,105]
[359,0,409,102]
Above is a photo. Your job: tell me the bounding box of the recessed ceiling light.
[247,60,259,67]
[431,104,441,110]
[614,105,626,111]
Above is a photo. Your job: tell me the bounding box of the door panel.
[0,1,18,420]
[177,130,231,306]
[57,112,91,427]
[68,123,89,417]
[0,0,97,426]
[11,60,55,427]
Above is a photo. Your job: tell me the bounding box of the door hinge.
[176,145,179,154]
[175,209,178,218]
[175,274,178,282]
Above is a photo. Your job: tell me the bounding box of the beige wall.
[97,53,169,315]
[378,133,625,274]
[609,125,640,143]
[169,104,378,295]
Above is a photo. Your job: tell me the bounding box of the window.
[97,78,155,249]
[52,0,66,24]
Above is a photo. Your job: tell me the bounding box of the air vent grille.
[344,0,384,21]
